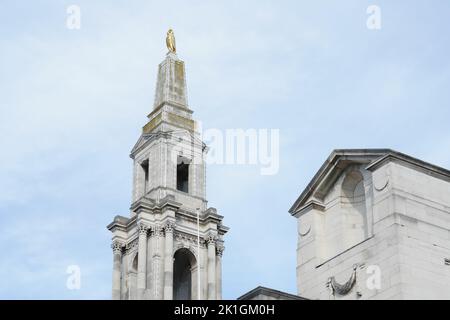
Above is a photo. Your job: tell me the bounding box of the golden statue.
[166,29,176,53]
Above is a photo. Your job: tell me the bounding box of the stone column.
[137,223,149,299]
[111,241,123,300]
[207,233,217,300]
[153,225,164,299]
[148,228,156,299]
[163,221,175,300]
[216,245,224,300]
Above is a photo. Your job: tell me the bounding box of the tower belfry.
[107,32,228,300]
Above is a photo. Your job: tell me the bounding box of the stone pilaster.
[111,241,124,300]
[207,233,217,300]
[216,245,224,300]
[152,225,165,299]
[163,221,175,300]
[148,227,156,299]
[137,223,149,299]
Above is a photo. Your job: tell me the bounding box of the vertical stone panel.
[207,234,217,300]
[163,222,175,299]
[111,241,123,300]
[137,224,149,299]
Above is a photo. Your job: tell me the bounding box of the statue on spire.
[166,29,176,54]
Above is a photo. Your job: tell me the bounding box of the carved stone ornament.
[216,245,225,257]
[125,238,138,253]
[111,241,124,254]
[206,233,218,245]
[152,225,164,237]
[164,221,175,233]
[327,264,358,296]
[374,177,389,192]
[298,225,311,237]
[174,231,206,249]
[138,223,149,235]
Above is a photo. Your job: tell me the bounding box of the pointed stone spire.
[153,52,189,110]
[143,48,195,135]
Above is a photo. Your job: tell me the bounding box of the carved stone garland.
[327,264,358,297]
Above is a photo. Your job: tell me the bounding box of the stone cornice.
[292,200,325,218]
[130,193,188,215]
[237,286,306,301]
[289,149,393,215]
[130,128,204,159]
[107,215,130,233]
[217,224,230,236]
[289,148,450,216]
[130,197,157,213]
[159,195,182,212]
[149,101,193,118]
[108,207,229,241]
[366,151,450,182]
[130,131,175,159]
[129,132,161,159]
[176,207,223,223]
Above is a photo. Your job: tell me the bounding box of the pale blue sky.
[1,0,450,299]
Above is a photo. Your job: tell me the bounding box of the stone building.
[107,51,228,300]
[289,149,450,300]
[107,34,450,301]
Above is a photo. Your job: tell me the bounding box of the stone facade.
[289,149,450,300]
[107,52,228,300]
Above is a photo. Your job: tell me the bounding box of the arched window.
[341,170,368,248]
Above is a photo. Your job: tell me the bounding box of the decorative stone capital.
[206,233,218,245]
[164,221,175,233]
[152,225,164,237]
[111,241,124,254]
[138,223,150,235]
[216,245,225,257]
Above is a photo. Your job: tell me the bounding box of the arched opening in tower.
[173,248,196,300]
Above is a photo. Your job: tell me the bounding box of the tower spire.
[153,53,188,110]
[107,33,228,300]
[153,30,189,111]
[142,33,193,135]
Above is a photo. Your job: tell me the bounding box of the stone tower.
[289,149,450,300]
[107,49,228,300]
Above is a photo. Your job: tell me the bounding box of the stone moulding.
[289,148,450,217]
[298,225,311,237]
